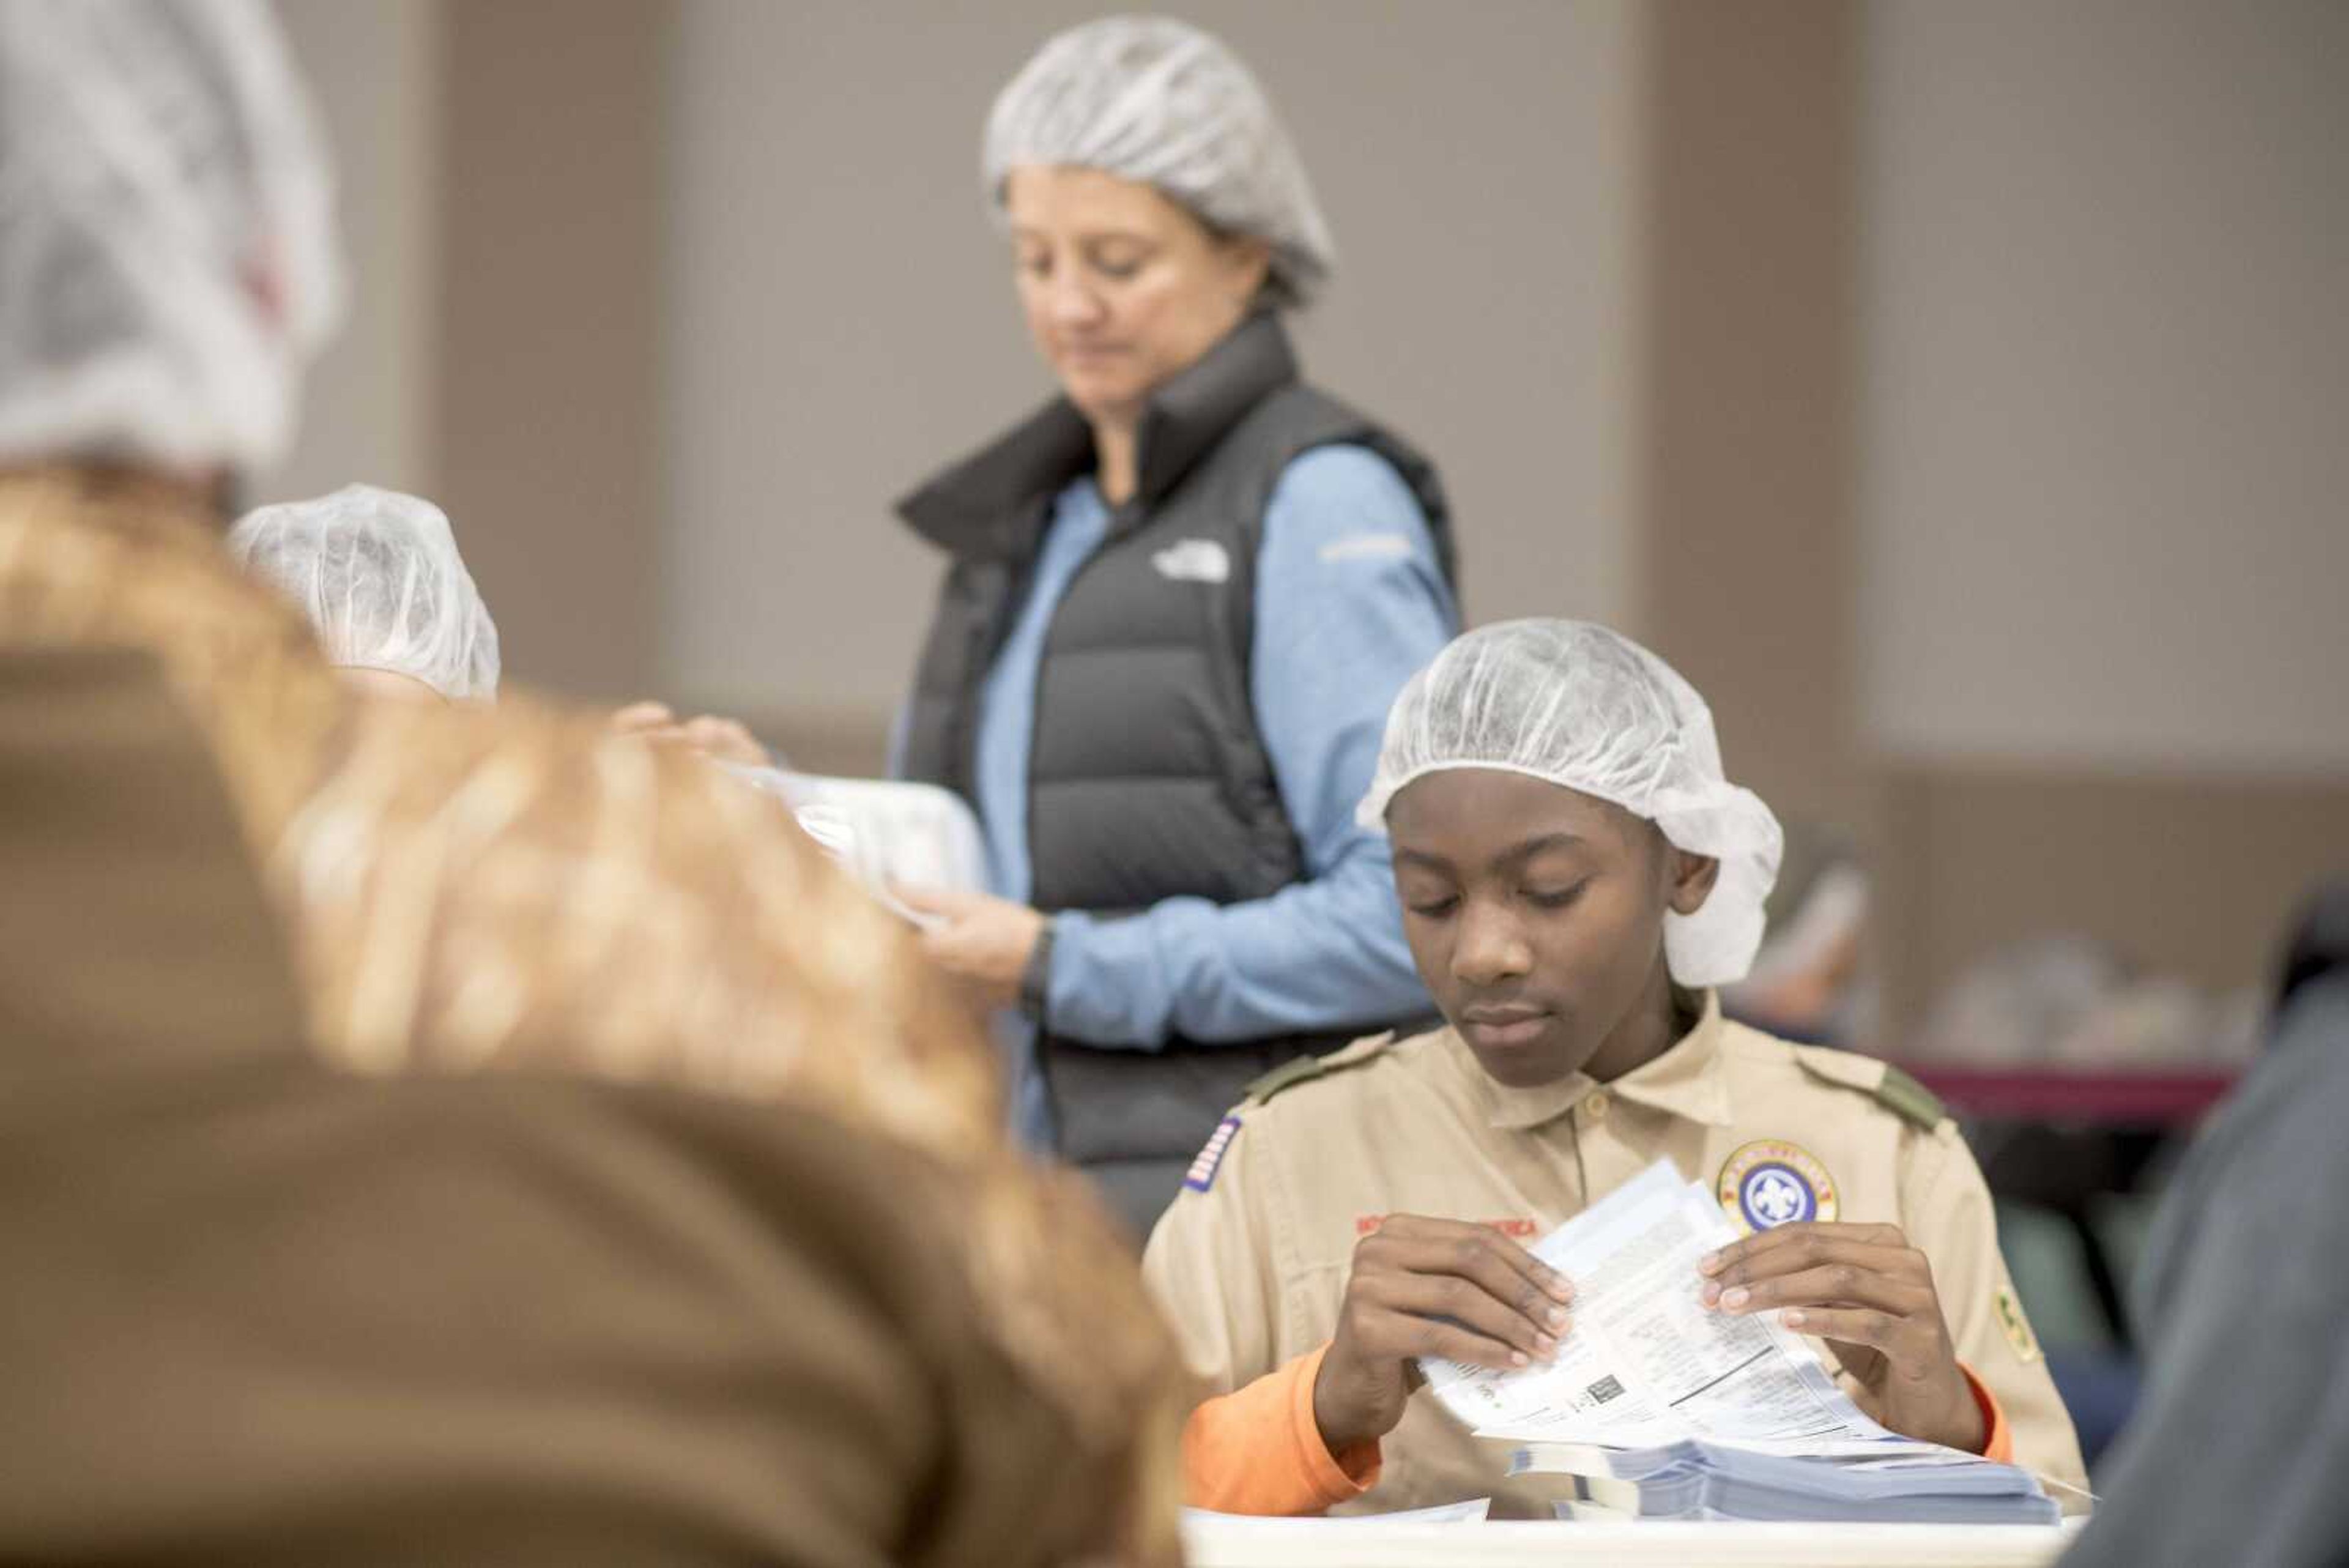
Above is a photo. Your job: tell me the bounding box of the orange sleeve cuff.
[1181,1342,1381,1515]
[1958,1361,2013,1465]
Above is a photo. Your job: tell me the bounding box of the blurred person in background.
[893,15,1461,1235]
[2061,884,2349,1568]
[231,483,500,704]
[1720,822,1871,1046]
[233,481,768,759]
[0,2,1182,1561]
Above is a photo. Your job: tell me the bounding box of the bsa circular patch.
[1717,1140,1839,1234]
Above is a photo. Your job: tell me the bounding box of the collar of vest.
[896,311,1301,562]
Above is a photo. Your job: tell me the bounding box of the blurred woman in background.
[894,17,1461,1233]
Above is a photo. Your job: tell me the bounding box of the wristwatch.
[1019,921,1056,1024]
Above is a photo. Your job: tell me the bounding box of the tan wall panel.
[1877,768,2349,1030]
[1641,0,1861,830]
[263,0,442,506]
[1635,3,2349,1037]
[1858,0,2349,771]
[436,0,669,702]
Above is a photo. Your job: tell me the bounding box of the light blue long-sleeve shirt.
[957,444,1458,1143]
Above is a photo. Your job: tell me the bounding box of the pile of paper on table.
[1419,1161,2063,1527]
[1514,1435,2057,1525]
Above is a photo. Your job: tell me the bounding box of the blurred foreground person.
[2062,885,2349,1568]
[0,4,1182,1563]
[606,694,770,765]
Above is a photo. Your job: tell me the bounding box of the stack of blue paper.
[1514,1438,2062,1525]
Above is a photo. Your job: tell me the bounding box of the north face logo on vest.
[1150,538,1231,584]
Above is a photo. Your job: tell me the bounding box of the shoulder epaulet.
[1873,1064,1948,1132]
[1243,1031,1395,1105]
[1792,1047,1948,1132]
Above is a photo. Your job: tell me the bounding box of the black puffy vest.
[897,314,1455,1236]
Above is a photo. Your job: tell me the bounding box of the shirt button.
[1583,1091,1609,1120]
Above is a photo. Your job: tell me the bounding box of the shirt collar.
[1463,989,1737,1133]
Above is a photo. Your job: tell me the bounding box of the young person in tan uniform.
[1145,620,2087,1518]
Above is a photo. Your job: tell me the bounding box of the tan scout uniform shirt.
[1143,992,2087,1518]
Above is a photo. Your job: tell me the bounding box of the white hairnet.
[983,15,1335,308]
[1359,619,1784,988]
[0,0,343,474]
[230,485,499,702]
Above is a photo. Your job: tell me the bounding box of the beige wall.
[435,1,670,702]
[261,0,443,507]
[661,0,1647,757]
[1883,768,2348,1007]
[1858,0,2349,774]
[268,0,668,704]
[267,0,2347,1030]
[1850,1,2349,1014]
[1640,0,1858,830]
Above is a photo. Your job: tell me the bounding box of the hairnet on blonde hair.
[1360,619,1784,987]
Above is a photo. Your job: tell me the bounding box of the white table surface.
[1180,1516,2084,1568]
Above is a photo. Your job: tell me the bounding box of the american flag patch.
[1182,1116,1244,1193]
